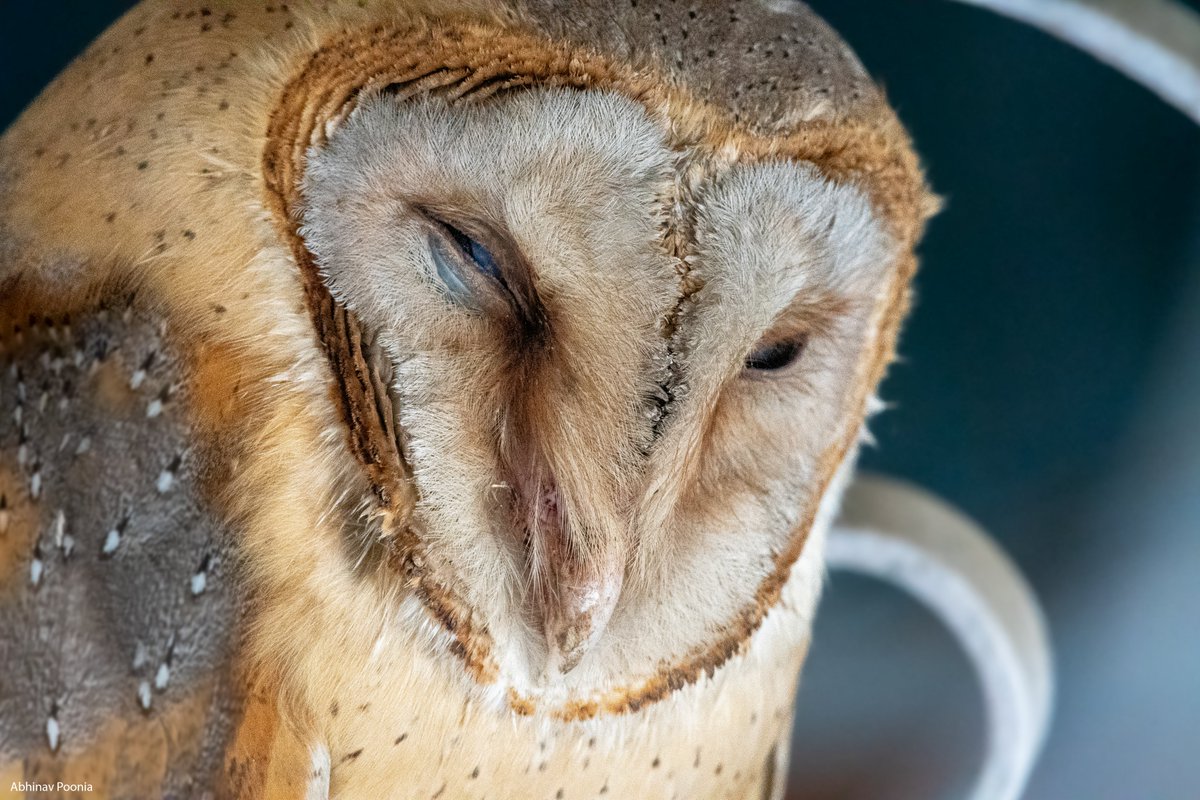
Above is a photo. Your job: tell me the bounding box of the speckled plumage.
[0,297,241,794]
[0,2,932,798]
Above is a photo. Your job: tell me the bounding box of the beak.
[521,476,626,677]
[542,543,624,676]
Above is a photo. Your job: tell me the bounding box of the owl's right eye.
[429,234,475,304]
[441,223,502,283]
[423,215,544,338]
[426,219,510,310]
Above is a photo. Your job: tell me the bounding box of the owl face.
[299,86,895,705]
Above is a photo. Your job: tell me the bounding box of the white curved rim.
[948,0,1200,124]
[827,474,1054,800]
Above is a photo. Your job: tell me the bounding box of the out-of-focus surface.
[3,2,1198,798]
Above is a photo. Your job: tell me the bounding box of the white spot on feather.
[102,528,121,555]
[306,745,331,800]
[190,570,207,596]
[154,662,170,691]
[130,369,146,390]
[46,715,60,753]
[51,510,66,548]
[30,471,42,499]
[146,398,163,418]
[155,470,174,494]
[30,558,43,587]
[138,680,152,711]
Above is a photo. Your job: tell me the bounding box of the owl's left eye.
[745,337,806,371]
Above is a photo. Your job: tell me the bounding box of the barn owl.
[0,0,932,797]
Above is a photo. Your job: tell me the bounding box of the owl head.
[269,0,932,716]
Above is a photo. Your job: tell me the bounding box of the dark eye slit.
[745,338,806,371]
[430,216,506,285]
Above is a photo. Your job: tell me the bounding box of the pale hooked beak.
[542,546,624,676]
[522,477,626,677]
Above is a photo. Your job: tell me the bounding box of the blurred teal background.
[3,2,1198,798]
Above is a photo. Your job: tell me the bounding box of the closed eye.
[426,217,513,309]
[744,337,806,371]
[441,221,503,283]
[422,211,544,337]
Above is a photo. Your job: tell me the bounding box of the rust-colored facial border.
[261,18,930,720]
